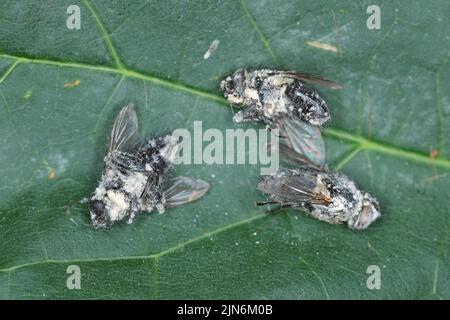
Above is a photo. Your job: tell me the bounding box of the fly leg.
[255,201,293,214]
[255,201,278,206]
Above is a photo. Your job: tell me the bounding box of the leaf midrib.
[1,52,449,170]
[0,213,266,273]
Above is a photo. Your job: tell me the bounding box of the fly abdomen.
[258,168,381,230]
[285,81,330,126]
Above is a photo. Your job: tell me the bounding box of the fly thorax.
[263,90,288,117]
[313,175,331,200]
[329,195,352,217]
[123,171,148,196]
[227,94,245,105]
[268,74,292,87]
[105,189,130,222]
[331,177,364,222]
[320,174,357,218]
[244,87,260,102]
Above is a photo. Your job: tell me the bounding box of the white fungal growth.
[123,171,147,196]
[106,190,129,222]
[203,39,220,59]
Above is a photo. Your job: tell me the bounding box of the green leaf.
[0,0,449,299]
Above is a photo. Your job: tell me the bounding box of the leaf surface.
[0,0,449,299]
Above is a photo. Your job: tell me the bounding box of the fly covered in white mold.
[88,104,210,228]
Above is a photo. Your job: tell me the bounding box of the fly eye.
[227,79,235,90]
[90,200,106,217]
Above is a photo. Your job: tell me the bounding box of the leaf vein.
[0,214,266,273]
[94,75,125,132]
[238,0,279,65]
[325,128,450,169]
[1,53,450,169]
[299,256,330,299]
[334,146,362,170]
[0,59,21,85]
[82,0,124,69]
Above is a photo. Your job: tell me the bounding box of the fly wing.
[270,71,342,89]
[259,168,331,205]
[278,116,326,167]
[164,176,210,208]
[108,103,139,153]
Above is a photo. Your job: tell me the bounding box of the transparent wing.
[270,71,342,89]
[278,116,326,167]
[259,168,331,205]
[108,103,139,152]
[164,176,210,208]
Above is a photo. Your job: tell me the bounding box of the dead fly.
[219,69,341,129]
[89,104,210,228]
[257,146,380,230]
